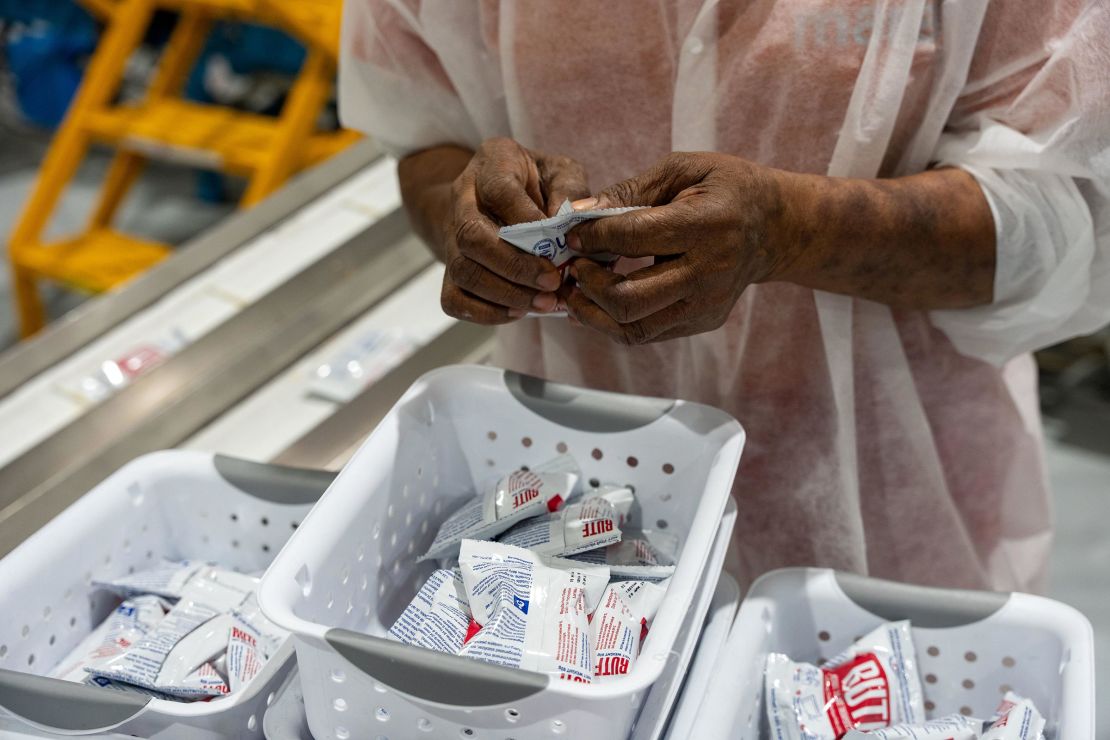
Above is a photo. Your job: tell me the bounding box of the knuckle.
[453,218,486,253]
[448,255,481,288]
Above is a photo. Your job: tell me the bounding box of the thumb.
[592,152,702,208]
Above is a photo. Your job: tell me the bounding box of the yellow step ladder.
[7,0,358,337]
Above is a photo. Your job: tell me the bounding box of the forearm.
[774,167,996,310]
[397,145,474,261]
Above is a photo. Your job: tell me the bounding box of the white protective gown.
[339,0,1110,592]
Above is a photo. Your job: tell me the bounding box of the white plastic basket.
[0,450,335,739]
[258,365,746,740]
[687,568,1096,740]
[262,541,742,740]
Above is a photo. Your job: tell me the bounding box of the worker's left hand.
[565,152,805,345]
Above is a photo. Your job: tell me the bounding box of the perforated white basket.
[687,568,1095,740]
[258,365,746,740]
[261,538,742,740]
[0,450,335,739]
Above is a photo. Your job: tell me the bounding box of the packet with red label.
[590,579,668,682]
[421,455,580,560]
[765,621,926,739]
[981,692,1046,740]
[497,487,626,557]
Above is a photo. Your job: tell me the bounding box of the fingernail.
[567,263,579,280]
[507,308,527,318]
[538,272,561,291]
[532,292,557,312]
[571,197,599,211]
[567,232,582,252]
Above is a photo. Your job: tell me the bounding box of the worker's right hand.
[440,138,589,324]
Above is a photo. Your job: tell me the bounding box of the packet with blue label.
[458,539,609,683]
[498,200,646,267]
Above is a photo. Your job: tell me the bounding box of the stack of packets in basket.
[766,621,1049,739]
[46,560,286,700]
[388,454,676,684]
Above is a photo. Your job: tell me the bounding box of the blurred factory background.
[0,2,1107,734]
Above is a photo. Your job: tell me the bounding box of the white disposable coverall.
[339,0,1110,592]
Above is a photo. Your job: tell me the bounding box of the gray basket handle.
[0,669,148,732]
[505,370,673,432]
[214,454,336,505]
[325,629,547,706]
[835,572,1010,628]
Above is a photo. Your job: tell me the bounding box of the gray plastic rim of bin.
[213,454,337,505]
[0,669,149,732]
[504,370,674,433]
[835,571,1009,628]
[324,629,548,706]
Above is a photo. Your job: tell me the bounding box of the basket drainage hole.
[506,708,521,723]
[1000,683,1012,694]
[591,448,603,460]
[267,692,276,706]
[626,456,638,467]
[375,707,390,722]
[20,625,29,638]
[521,437,532,448]
[295,565,312,598]
[924,700,935,712]
[230,513,238,522]
[1002,656,1016,667]
[927,645,940,657]
[656,519,669,530]
[460,729,475,738]
[334,698,348,712]
[959,706,973,716]
[260,517,269,526]
[48,634,56,646]
[335,728,350,740]
[662,462,674,474]
[551,719,567,734]
[330,669,346,684]
[925,674,937,684]
[588,478,600,489]
[556,442,567,453]
[418,718,433,732]
[487,431,497,441]
[964,651,977,662]
[246,715,257,731]
[817,631,830,642]
[962,679,975,689]
[27,654,34,666]
[0,645,6,658]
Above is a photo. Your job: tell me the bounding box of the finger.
[565,287,692,345]
[571,258,695,324]
[571,200,699,258]
[475,140,546,225]
[448,255,557,311]
[536,153,590,216]
[454,183,563,291]
[441,280,524,325]
[592,152,706,209]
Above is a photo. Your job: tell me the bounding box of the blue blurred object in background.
[0,0,97,128]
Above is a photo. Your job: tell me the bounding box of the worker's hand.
[440,137,589,324]
[564,152,803,344]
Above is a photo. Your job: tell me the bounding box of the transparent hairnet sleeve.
[928,1,1110,365]
[338,0,493,156]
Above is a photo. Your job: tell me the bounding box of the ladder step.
[84,100,277,174]
[83,99,356,173]
[17,229,171,293]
